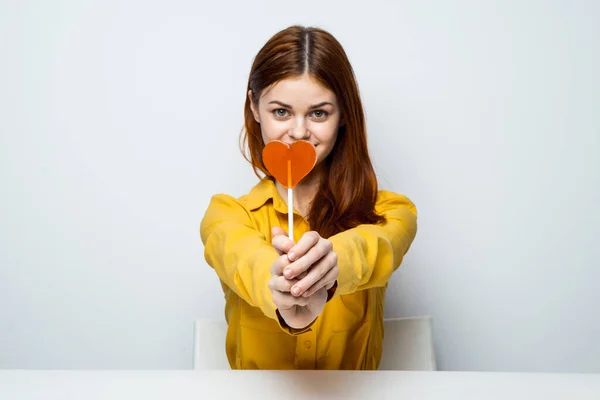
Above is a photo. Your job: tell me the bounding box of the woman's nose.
[288,118,310,140]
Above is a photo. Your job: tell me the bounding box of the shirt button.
[304,340,311,349]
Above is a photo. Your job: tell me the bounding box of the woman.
[200,25,417,370]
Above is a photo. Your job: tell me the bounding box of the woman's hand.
[269,227,330,329]
[280,230,339,298]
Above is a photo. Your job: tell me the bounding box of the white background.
[1,0,598,372]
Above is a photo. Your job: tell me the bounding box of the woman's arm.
[278,191,417,299]
[200,194,280,320]
[327,191,418,296]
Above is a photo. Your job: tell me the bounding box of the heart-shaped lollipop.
[262,140,317,240]
[262,140,317,188]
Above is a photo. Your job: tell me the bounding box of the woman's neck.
[275,165,324,218]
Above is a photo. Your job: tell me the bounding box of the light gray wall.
[1,0,598,372]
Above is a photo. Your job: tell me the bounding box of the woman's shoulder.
[375,189,417,217]
[204,178,275,215]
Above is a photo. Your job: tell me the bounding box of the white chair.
[379,316,437,371]
[193,319,230,369]
[193,316,436,370]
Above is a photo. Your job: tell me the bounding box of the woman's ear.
[248,90,260,123]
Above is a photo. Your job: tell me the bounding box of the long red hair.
[240,25,385,238]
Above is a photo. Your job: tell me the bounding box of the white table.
[1,370,599,399]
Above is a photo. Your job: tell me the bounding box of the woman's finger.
[272,233,294,256]
[271,226,287,238]
[296,271,308,280]
[290,251,337,296]
[284,238,331,279]
[272,290,309,310]
[302,265,339,298]
[269,275,298,293]
[287,231,320,262]
[270,254,291,275]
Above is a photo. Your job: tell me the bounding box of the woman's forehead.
[260,75,337,106]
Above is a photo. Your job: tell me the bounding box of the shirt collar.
[245,177,290,215]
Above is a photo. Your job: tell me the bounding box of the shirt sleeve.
[200,193,320,335]
[327,191,418,296]
[200,194,280,321]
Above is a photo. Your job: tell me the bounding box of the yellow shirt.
[200,178,417,369]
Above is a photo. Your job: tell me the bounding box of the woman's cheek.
[261,119,289,140]
[311,121,339,143]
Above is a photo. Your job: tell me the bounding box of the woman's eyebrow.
[268,100,334,110]
[268,100,292,108]
[308,102,334,110]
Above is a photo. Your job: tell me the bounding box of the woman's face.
[249,74,342,168]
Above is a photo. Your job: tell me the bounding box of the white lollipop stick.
[288,187,294,241]
[287,159,294,241]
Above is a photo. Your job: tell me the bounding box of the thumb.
[271,226,287,238]
[271,226,292,256]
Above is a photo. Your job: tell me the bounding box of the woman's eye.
[274,109,289,117]
[312,110,328,119]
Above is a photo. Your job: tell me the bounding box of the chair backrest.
[379,316,436,371]
[193,316,436,370]
[193,319,229,370]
